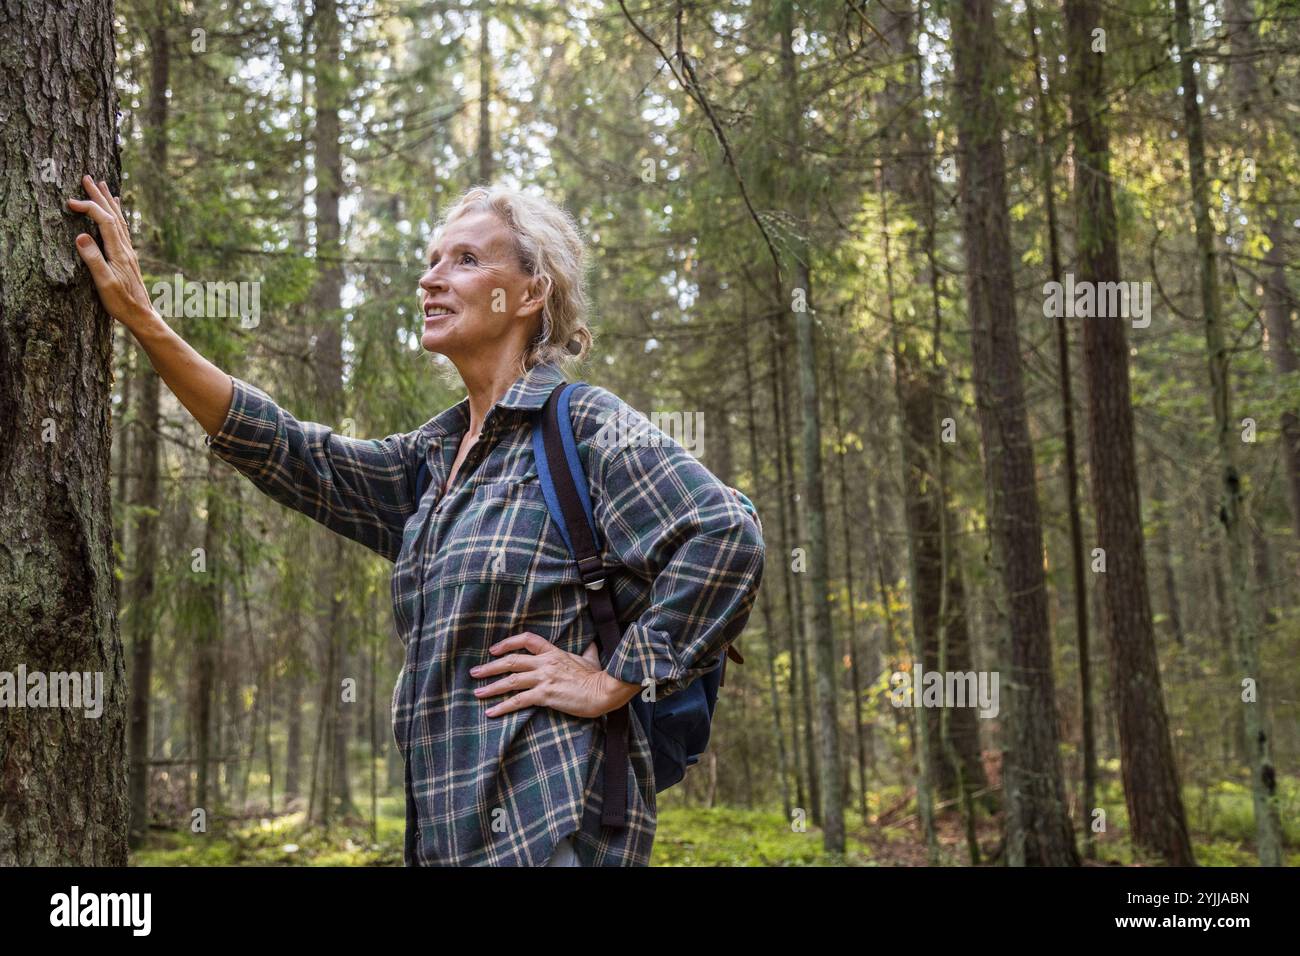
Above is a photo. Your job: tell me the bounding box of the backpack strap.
[533,382,632,829]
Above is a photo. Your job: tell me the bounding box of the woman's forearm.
[127,308,234,437]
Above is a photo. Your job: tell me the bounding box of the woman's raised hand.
[65,173,234,436]
[66,175,155,329]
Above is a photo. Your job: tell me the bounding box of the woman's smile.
[423,306,457,328]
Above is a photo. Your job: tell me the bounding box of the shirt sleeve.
[204,376,422,563]
[583,397,766,701]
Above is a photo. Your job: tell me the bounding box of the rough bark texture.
[1066,0,1194,865]
[1175,0,1284,866]
[949,0,1078,866]
[0,0,128,865]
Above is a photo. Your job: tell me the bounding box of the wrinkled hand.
[471,633,640,720]
[66,175,155,328]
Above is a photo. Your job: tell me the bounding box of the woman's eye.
[460,252,476,265]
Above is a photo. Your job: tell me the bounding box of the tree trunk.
[123,0,175,848]
[1174,0,1284,866]
[827,345,870,824]
[1262,219,1300,544]
[877,2,987,815]
[193,455,224,811]
[0,0,128,865]
[768,320,807,812]
[950,0,1078,866]
[1066,0,1194,865]
[778,0,843,854]
[310,0,354,824]
[285,633,303,801]
[743,318,792,819]
[1226,0,1300,546]
[477,0,493,183]
[1027,0,1097,858]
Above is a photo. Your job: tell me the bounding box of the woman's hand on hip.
[471,632,641,719]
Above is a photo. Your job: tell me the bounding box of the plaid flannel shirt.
[205,360,765,865]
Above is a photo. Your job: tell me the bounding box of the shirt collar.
[421,361,569,439]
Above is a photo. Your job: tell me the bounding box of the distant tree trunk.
[477,0,493,183]
[124,0,174,849]
[1226,0,1300,546]
[311,0,354,824]
[778,0,843,854]
[877,162,937,859]
[768,322,807,813]
[193,454,224,811]
[743,321,792,819]
[1175,0,1284,866]
[0,0,128,865]
[1027,0,1097,858]
[776,334,819,820]
[1150,457,1186,646]
[876,4,987,821]
[1262,219,1300,544]
[285,630,303,801]
[1250,524,1278,626]
[950,0,1078,866]
[828,345,870,824]
[332,617,353,816]
[113,342,134,610]
[1066,0,1194,865]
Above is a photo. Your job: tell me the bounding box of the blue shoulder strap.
[532,381,596,556]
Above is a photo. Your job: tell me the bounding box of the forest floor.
[130,775,1298,866]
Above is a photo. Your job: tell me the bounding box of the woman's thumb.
[75,234,109,282]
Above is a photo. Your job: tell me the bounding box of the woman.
[68,175,765,867]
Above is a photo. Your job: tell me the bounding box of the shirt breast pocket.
[436,474,581,590]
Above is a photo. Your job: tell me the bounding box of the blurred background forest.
[90,0,1299,866]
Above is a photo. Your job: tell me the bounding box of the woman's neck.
[453,351,527,436]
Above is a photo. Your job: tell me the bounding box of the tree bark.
[1066,0,1194,865]
[950,0,1078,866]
[0,0,128,865]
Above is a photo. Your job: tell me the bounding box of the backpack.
[416,381,756,828]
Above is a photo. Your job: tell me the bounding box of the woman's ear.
[521,274,552,319]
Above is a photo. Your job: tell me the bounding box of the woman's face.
[418,210,543,362]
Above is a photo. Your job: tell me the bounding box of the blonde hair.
[429,184,594,377]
